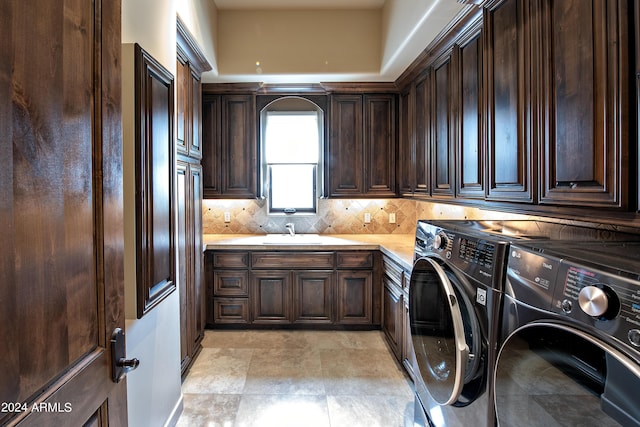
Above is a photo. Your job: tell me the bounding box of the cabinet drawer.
[251,252,334,269]
[214,270,249,296]
[382,256,403,286]
[213,297,249,324]
[213,251,250,268]
[336,251,373,269]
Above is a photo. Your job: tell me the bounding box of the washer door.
[409,256,482,406]
[495,323,640,427]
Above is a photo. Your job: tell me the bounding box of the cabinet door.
[414,72,431,197]
[336,270,372,324]
[178,162,204,375]
[221,94,257,198]
[177,162,190,372]
[190,164,204,342]
[329,94,364,196]
[431,52,456,198]
[402,294,417,382]
[456,30,485,199]
[383,279,403,360]
[398,90,414,196]
[538,0,629,208]
[202,94,256,198]
[176,56,189,156]
[251,271,292,324]
[485,0,533,202]
[293,271,334,324]
[202,95,221,197]
[364,94,396,196]
[190,70,203,159]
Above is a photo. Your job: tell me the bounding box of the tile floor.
[177,330,415,427]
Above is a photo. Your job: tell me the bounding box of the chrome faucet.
[285,223,295,236]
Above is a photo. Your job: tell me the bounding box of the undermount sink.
[262,234,322,244]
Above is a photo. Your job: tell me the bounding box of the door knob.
[111,328,140,383]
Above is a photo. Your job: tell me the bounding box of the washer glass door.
[409,257,481,406]
[495,323,640,427]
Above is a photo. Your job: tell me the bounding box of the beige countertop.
[204,233,416,271]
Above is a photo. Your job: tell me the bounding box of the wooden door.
[537,0,630,208]
[431,52,456,198]
[251,271,292,324]
[485,0,534,203]
[336,271,373,324]
[1,1,127,426]
[328,94,364,196]
[456,28,485,199]
[220,94,257,198]
[363,94,396,196]
[292,271,334,324]
[414,72,431,198]
[397,90,414,196]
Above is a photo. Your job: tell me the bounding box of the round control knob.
[578,286,609,318]
[561,299,573,313]
[433,233,448,250]
[628,329,640,347]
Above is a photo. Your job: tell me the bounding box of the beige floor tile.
[326,395,414,427]
[320,348,413,397]
[243,348,325,395]
[179,330,415,427]
[182,348,253,394]
[234,394,331,427]
[177,393,241,427]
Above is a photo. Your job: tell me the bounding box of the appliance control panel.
[414,222,506,289]
[552,260,640,352]
[506,245,561,310]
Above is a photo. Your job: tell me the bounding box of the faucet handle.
[285,223,295,235]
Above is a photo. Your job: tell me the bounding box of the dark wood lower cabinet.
[382,279,403,360]
[293,271,334,324]
[251,271,292,324]
[207,250,377,328]
[336,270,373,324]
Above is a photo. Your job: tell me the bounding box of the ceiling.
[205,0,467,84]
[213,0,386,9]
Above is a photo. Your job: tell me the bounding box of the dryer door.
[409,256,482,406]
[495,323,640,427]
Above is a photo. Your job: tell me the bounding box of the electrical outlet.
[364,213,371,223]
[389,213,396,224]
[224,212,231,223]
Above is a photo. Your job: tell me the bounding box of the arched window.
[261,97,324,214]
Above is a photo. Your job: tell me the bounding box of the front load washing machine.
[409,221,509,427]
[409,220,640,427]
[495,240,640,426]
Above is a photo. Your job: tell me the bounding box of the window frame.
[259,97,325,216]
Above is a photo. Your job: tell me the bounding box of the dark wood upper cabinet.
[398,90,414,196]
[176,18,210,160]
[364,94,397,196]
[484,0,534,203]
[134,44,176,318]
[176,56,189,155]
[537,0,631,208]
[414,72,431,197]
[456,28,485,199]
[431,51,456,198]
[328,93,397,197]
[202,93,257,198]
[329,94,364,196]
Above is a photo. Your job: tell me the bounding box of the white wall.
[380,0,463,76]
[176,0,219,75]
[121,1,182,426]
[121,1,218,425]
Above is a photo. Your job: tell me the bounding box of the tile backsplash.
[202,198,540,234]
